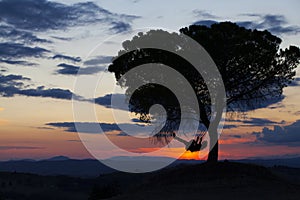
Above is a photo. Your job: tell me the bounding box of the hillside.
[0,161,299,200]
[110,161,300,200]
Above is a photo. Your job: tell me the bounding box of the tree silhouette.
[108,22,300,162]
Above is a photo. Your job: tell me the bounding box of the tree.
[108,22,300,162]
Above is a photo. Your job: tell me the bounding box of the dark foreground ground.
[0,161,299,200]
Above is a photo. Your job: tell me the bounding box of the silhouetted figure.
[172,133,205,152]
[186,136,202,152]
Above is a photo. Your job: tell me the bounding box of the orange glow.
[0,119,8,126]
[0,128,92,160]
[179,151,202,160]
[219,137,253,145]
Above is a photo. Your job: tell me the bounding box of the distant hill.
[0,158,115,177]
[0,156,300,178]
[45,156,70,161]
[236,157,300,168]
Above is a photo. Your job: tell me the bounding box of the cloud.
[18,87,74,100]
[51,36,73,41]
[0,43,49,59]
[231,95,285,112]
[0,67,7,72]
[254,120,300,146]
[0,24,50,44]
[193,20,218,27]
[84,56,113,66]
[46,122,146,134]
[53,54,81,63]
[193,14,300,35]
[46,122,104,133]
[237,14,300,35]
[243,118,281,126]
[0,146,44,150]
[109,21,132,33]
[0,0,139,32]
[0,59,37,66]
[56,63,80,75]
[94,93,129,111]
[0,0,139,66]
[193,10,218,19]
[0,73,79,100]
[35,126,55,130]
[0,74,30,83]
[223,124,238,129]
[226,117,283,126]
[230,134,242,139]
[0,42,48,66]
[56,63,105,75]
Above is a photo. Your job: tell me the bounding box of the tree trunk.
[206,122,219,163]
[199,103,224,163]
[207,140,218,163]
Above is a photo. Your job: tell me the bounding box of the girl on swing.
[172,132,206,152]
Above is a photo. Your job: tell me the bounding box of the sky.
[0,0,300,161]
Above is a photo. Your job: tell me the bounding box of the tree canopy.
[108,22,300,162]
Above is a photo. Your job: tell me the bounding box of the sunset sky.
[1,0,300,161]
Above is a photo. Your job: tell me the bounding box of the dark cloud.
[226,117,283,126]
[0,25,49,44]
[0,43,49,59]
[223,124,238,129]
[0,74,30,83]
[51,36,73,41]
[193,14,300,35]
[0,146,44,150]
[46,122,105,133]
[94,94,113,106]
[231,95,285,112]
[0,68,7,72]
[254,120,300,146]
[243,118,281,126]
[84,56,113,66]
[19,87,74,100]
[56,63,105,75]
[53,54,81,63]
[0,0,139,66]
[46,122,146,134]
[57,63,80,75]
[110,21,132,33]
[193,10,218,19]
[131,118,144,123]
[117,132,130,136]
[94,93,129,110]
[0,43,49,66]
[0,0,139,32]
[230,134,242,139]
[35,126,55,130]
[236,14,300,35]
[0,59,36,66]
[0,73,78,100]
[193,20,218,27]
[67,139,82,143]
